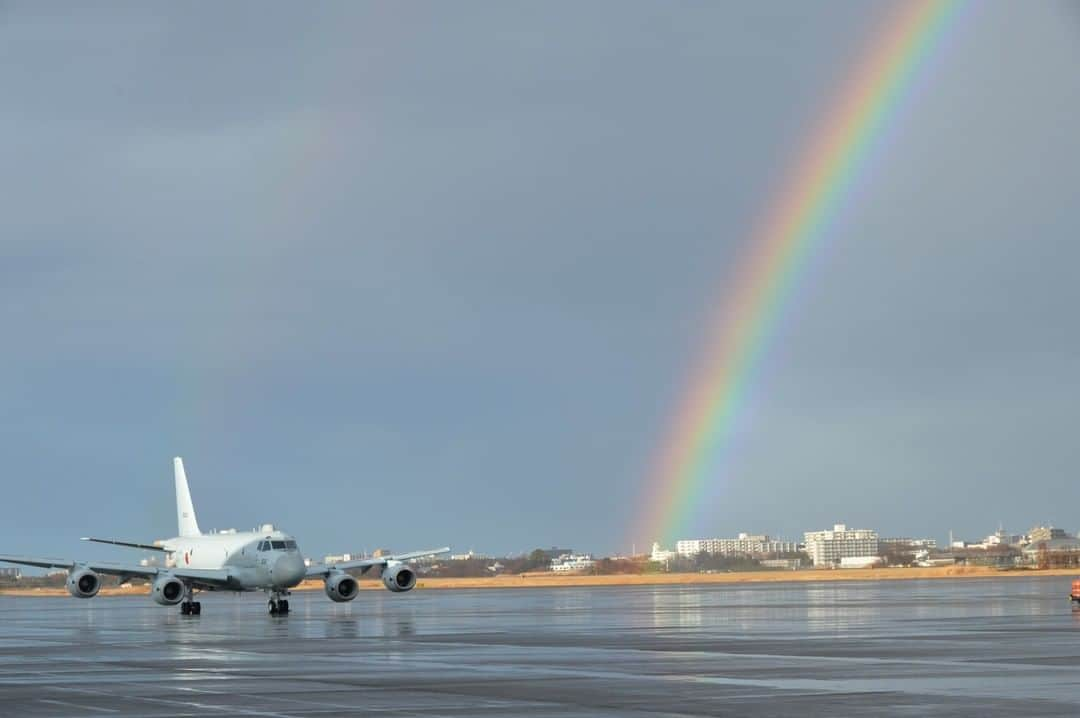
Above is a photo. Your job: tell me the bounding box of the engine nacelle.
[66,568,100,599]
[324,571,359,603]
[381,563,416,593]
[151,575,186,606]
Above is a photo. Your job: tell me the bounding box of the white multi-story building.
[676,533,800,558]
[651,542,677,563]
[804,524,879,567]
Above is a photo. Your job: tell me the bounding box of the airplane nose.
[272,554,305,587]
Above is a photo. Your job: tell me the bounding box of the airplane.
[0,457,449,615]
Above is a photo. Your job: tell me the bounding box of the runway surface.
[3,576,1080,716]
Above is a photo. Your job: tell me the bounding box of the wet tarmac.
[2,576,1080,716]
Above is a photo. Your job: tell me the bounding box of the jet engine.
[324,571,359,603]
[66,568,101,599]
[151,575,186,606]
[381,563,416,593]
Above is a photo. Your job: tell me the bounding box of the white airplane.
[0,458,449,615]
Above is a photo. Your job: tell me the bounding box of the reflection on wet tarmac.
[2,577,1080,716]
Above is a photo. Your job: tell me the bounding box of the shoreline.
[3,565,1077,597]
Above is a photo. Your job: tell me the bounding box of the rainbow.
[635,0,966,548]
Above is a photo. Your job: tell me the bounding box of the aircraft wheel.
[181,602,191,616]
[280,600,289,614]
[268,600,278,615]
[191,602,202,615]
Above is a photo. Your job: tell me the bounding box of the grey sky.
[1,1,1077,561]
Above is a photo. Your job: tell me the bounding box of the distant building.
[880,537,938,550]
[1023,537,1080,565]
[804,524,879,567]
[676,533,800,558]
[650,542,677,563]
[0,567,21,580]
[760,558,802,570]
[917,557,958,567]
[537,548,575,560]
[550,554,596,572]
[981,527,1023,547]
[839,556,883,569]
[950,527,1025,550]
[450,551,489,561]
[1029,526,1070,544]
[324,553,353,564]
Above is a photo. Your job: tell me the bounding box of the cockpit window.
[271,540,286,550]
[284,540,297,550]
[258,541,269,551]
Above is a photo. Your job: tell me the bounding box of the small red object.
[1071,579,1080,600]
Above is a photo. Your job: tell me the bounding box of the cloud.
[0,1,1077,557]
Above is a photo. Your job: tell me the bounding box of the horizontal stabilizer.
[81,537,167,552]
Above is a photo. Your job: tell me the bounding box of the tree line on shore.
[418,549,812,579]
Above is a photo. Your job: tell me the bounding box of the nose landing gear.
[268,590,291,615]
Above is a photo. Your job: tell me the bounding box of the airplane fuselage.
[162,527,306,591]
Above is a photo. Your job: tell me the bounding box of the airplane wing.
[305,547,450,578]
[0,555,239,590]
[0,555,81,572]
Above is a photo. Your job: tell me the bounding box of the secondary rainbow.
[635,0,966,548]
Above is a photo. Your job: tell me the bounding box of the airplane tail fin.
[174,457,202,538]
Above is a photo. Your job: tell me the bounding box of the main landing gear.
[180,585,201,616]
[268,591,291,615]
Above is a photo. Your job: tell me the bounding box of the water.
[1,576,1079,716]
